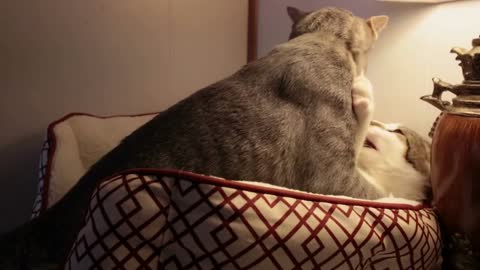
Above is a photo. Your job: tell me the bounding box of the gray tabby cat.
[0,6,390,268]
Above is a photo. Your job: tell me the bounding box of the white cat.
[352,75,431,202]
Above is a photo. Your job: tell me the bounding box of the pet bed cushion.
[65,169,442,269]
[31,112,157,217]
[31,113,442,268]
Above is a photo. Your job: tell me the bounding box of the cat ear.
[287,6,308,24]
[367,15,389,39]
[398,126,432,178]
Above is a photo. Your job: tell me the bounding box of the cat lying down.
[358,120,431,201]
[237,116,432,204]
[0,6,431,269]
[240,118,432,204]
[351,74,431,202]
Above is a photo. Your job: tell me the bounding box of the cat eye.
[392,129,405,135]
[391,129,409,148]
[390,129,415,166]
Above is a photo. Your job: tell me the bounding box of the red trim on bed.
[48,111,160,124]
[39,112,160,212]
[105,168,429,211]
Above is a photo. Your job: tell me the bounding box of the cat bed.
[31,112,157,218]
[65,169,441,269]
[31,113,442,268]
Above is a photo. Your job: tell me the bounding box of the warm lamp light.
[377,0,457,3]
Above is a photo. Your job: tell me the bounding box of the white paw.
[353,75,373,99]
[352,75,374,120]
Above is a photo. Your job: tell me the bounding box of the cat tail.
[0,217,65,269]
[0,222,34,269]
[0,196,86,269]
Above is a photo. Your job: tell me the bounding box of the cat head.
[287,6,389,74]
[359,120,431,202]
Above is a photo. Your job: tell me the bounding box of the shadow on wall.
[0,0,247,234]
[0,133,43,233]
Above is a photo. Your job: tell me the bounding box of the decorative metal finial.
[421,35,480,117]
[450,35,480,82]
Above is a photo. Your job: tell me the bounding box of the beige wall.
[0,0,247,232]
[259,0,480,135]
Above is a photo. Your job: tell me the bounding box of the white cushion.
[31,113,156,218]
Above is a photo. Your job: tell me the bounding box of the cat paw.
[352,75,374,120]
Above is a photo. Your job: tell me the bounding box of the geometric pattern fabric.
[65,169,442,269]
[31,138,50,219]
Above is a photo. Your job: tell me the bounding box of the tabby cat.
[0,6,394,268]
